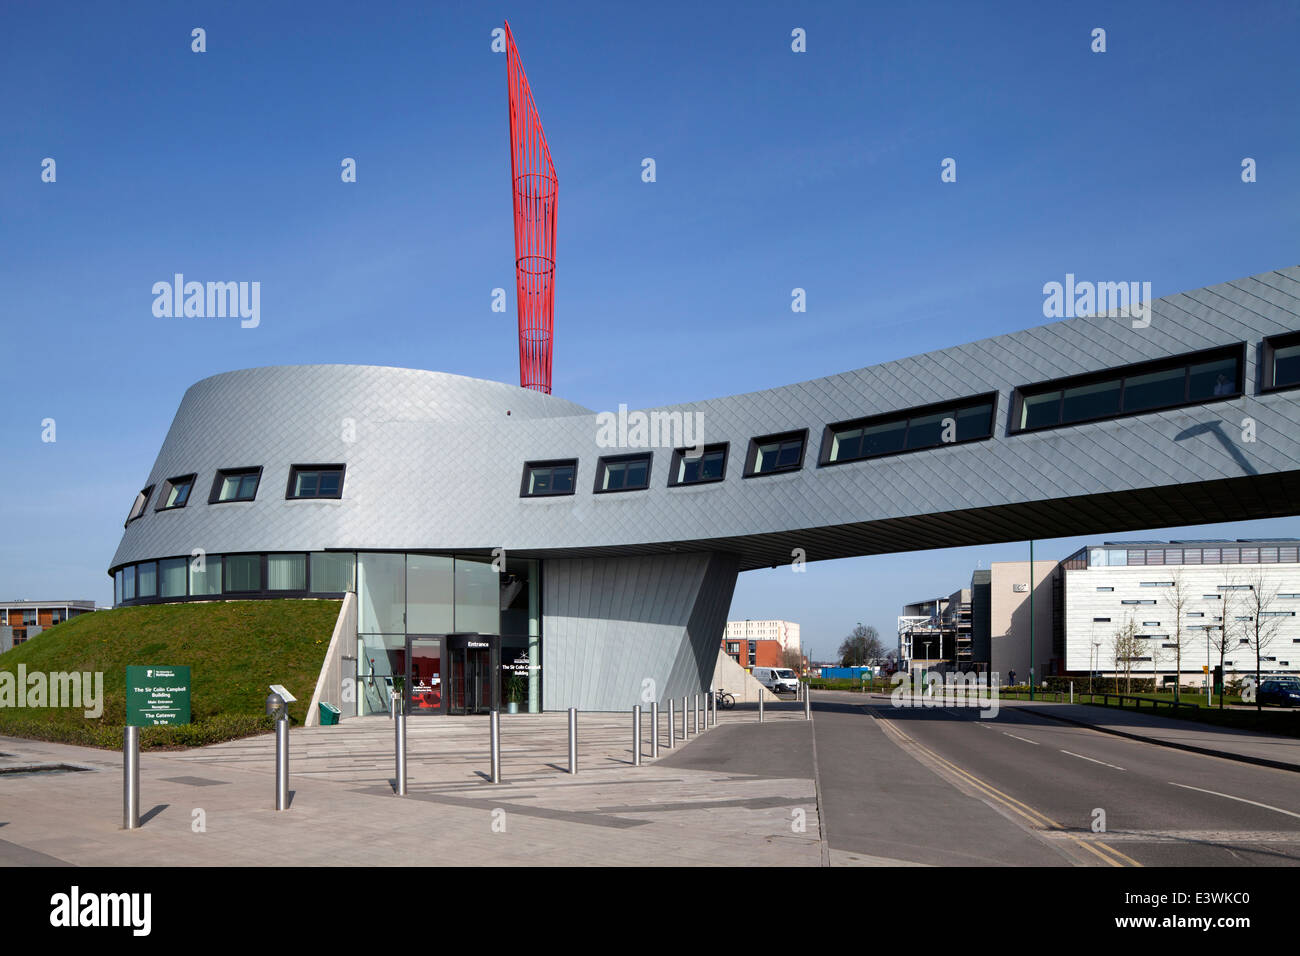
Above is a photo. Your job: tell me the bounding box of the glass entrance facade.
[355,553,541,716]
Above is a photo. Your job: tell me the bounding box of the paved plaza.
[0,702,824,867]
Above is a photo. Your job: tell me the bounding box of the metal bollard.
[682,696,689,739]
[805,684,811,720]
[1070,681,1075,704]
[568,707,578,774]
[123,725,140,830]
[633,705,642,766]
[394,697,407,796]
[711,687,717,726]
[692,694,699,735]
[668,698,675,748]
[490,710,501,783]
[759,690,765,722]
[275,716,289,811]
[652,701,660,757]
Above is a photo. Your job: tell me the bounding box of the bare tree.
[780,646,804,673]
[1240,569,1285,713]
[1110,613,1140,694]
[838,624,883,666]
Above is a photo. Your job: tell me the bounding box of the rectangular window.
[1011,344,1243,433]
[114,570,123,605]
[1093,617,1111,622]
[821,394,996,465]
[1140,581,1174,587]
[287,465,345,499]
[190,555,222,596]
[1142,621,1161,626]
[123,565,136,601]
[125,485,155,526]
[1263,331,1300,392]
[224,554,262,592]
[357,552,405,633]
[210,467,262,503]
[1096,587,1114,592]
[668,444,728,486]
[595,453,652,493]
[1203,594,1221,599]
[1122,599,1157,605]
[455,555,499,634]
[1188,612,1204,618]
[311,553,356,593]
[159,557,188,598]
[407,553,454,632]
[746,430,807,476]
[267,553,307,591]
[157,474,196,511]
[521,460,577,497]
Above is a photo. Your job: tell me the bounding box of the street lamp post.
[1091,641,1101,699]
[1029,539,1035,701]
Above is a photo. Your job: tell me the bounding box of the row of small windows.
[520,394,1000,497]
[125,465,345,527]
[518,334,1300,498]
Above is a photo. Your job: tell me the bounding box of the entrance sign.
[126,665,191,726]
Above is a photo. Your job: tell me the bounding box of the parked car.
[752,667,800,694]
[1257,677,1300,707]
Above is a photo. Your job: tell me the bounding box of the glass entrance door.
[406,636,443,714]
[446,634,498,715]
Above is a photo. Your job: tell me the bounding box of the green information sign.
[126,665,191,726]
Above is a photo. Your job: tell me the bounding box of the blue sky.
[2,1,1297,659]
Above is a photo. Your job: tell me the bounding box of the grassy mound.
[0,599,340,749]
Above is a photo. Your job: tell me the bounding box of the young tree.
[1166,569,1192,703]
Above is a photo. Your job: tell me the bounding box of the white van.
[753,667,799,694]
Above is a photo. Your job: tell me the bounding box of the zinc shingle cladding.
[111,266,1300,575]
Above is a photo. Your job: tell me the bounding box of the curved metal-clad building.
[109,266,1300,713]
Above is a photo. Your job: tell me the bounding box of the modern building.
[722,619,801,668]
[106,267,1300,714]
[1061,539,1300,686]
[0,601,96,651]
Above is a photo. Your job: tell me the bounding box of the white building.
[724,620,801,654]
[1062,540,1300,686]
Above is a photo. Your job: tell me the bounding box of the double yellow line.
[873,712,1141,867]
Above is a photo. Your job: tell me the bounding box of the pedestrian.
[1009,669,1017,687]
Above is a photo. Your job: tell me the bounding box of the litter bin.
[318,702,341,726]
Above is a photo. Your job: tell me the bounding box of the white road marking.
[1169,783,1300,819]
[1003,733,1039,746]
[1060,750,1125,771]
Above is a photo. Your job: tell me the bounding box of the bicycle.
[715,688,735,709]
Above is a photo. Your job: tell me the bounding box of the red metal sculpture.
[505,21,557,394]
